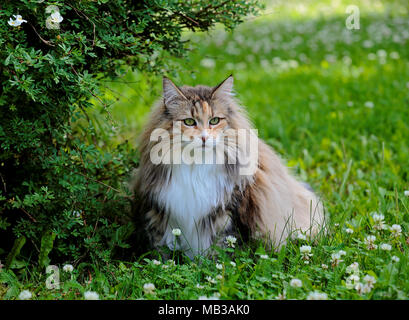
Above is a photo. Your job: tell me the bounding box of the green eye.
[209,117,220,125]
[183,118,196,126]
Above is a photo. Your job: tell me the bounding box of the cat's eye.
[209,117,220,125]
[183,118,196,126]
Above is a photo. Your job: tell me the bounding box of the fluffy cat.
[131,75,326,259]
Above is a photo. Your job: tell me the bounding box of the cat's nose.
[201,136,208,143]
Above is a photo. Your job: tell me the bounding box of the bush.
[0,0,261,268]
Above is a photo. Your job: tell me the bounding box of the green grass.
[2,0,409,300]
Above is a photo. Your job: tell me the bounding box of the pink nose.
[201,136,208,143]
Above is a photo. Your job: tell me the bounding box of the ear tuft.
[212,75,234,98]
[163,77,187,105]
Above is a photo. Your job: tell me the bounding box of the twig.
[70,65,116,126]
[28,23,55,47]
[73,170,131,199]
[20,208,37,223]
[0,173,6,193]
[67,3,96,46]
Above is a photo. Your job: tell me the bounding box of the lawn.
[2,0,409,300]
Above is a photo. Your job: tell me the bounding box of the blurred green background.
[85,0,409,222]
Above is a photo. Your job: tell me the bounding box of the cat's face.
[162,76,234,152]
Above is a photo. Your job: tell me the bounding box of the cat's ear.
[212,75,234,98]
[163,77,187,106]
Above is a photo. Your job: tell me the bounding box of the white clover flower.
[172,228,181,236]
[166,260,175,266]
[380,243,392,251]
[300,245,311,254]
[216,275,223,280]
[307,291,328,300]
[84,291,99,300]
[346,262,359,275]
[205,276,216,284]
[62,264,74,272]
[200,58,215,68]
[363,275,376,287]
[260,254,269,260]
[390,52,400,60]
[225,235,237,248]
[289,278,302,288]
[300,245,313,264]
[391,256,400,263]
[276,290,287,300]
[364,235,377,250]
[294,231,307,241]
[321,264,328,270]
[345,228,354,234]
[390,224,402,237]
[404,190,409,197]
[372,212,386,230]
[331,252,343,266]
[18,290,32,300]
[50,11,63,24]
[152,259,161,266]
[216,263,223,270]
[364,101,374,109]
[143,283,155,295]
[230,261,236,267]
[338,250,346,256]
[345,274,360,289]
[196,284,204,289]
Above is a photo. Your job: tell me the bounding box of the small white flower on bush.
[8,15,27,27]
[259,254,268,260]
[50,11,63,24]
[364,235,377,250]
[230,261,236,267]
[390,224,402,237]
[321,264,328,270]
[216,274,223,280]
[307,291,328,300]
[404,190,409,197]
[45,6,63,30]
[143,283,155,295]
[84,291,99,300]
[216,263,223,270]
[172,228,181,236]
[289,278,302,288]
[196,284,204,289]
[62,264,74,272]
[364,101,374,108]
[380,243,392,251]
[225,235,237,248]
[18,290,32,300]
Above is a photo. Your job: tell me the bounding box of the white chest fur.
[156,164,233,258]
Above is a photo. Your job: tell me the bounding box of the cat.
[130,75,326,259]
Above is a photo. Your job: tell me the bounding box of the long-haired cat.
[131,75,325,259]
